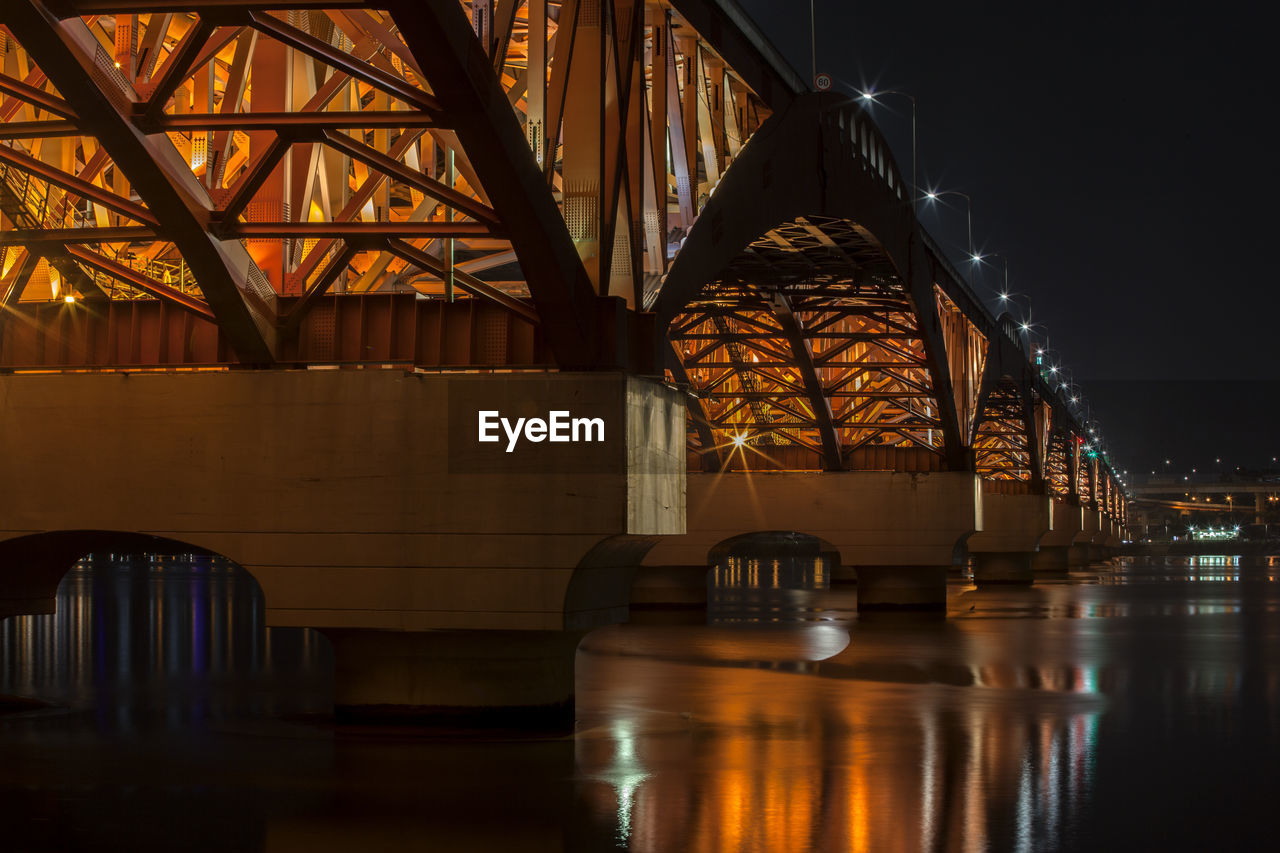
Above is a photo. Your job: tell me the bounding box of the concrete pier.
[967,490,1050,586]
[642,471,980,611]
[0,370,685,720]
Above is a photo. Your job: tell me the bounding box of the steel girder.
[769,291,841,470]
[656,91,1124,483]
[969,326,1047,487]
[1,1,773,372]
[384,0,598,367]
[0,1,1130,493]
[670,215,948,470]
[5,0,277,362]
[665,0,803,112]
[657,95,968,470]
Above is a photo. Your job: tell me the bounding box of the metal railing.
[0,159,200,299]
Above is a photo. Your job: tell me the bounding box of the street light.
[858,88,917,214]
[1012,310,1044,349]
[972,251,1021,311]
[922,189,976,278]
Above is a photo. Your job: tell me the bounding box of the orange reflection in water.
[576,619,1101,853]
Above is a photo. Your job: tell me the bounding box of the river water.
[1,554,1277,851]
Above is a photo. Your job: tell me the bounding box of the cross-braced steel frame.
[0,0,1128,515]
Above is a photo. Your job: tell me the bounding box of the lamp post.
[923,189,975,275]
[973,251,1013,302]
[1013,312,1040,350]
[858,88,917,214]
[809,1,817,86]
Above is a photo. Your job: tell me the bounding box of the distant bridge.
[1130,477,1279,524]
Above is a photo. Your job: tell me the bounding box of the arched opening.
[0,531,330,725]
[706,531,844,624]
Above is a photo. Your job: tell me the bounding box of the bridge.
[0,0,1128,721]
[1129,475,1280,538]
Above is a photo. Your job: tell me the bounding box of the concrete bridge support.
[0,370,685,723]
[640,471,980,610]
[1033,500,1084,575]
[966,491,1051,585]
[1078,508,1108,566]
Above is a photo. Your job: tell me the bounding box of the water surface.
[2,555,1278,851]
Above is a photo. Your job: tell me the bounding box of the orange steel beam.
[0,119,79,138]
[317,129,499,226]
[229,222,495,240]
[140,16,215,119]
[390,0,600,367]
[215,134,291,224]
[282,242,358,331]
[770,291,842,470]
[0,227,157,244]
[6,0,274,362]
[246,11,440,114]
[157,112,437,131]
[64,244,216,320]
[0,71,76,119]
[0,143,158,228]
[287,130,425,298]
[387,238,539,324]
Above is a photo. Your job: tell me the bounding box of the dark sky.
[736,0,1280,475]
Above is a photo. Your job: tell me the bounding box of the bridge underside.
[671,215,949,473]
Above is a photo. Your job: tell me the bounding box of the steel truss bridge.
[0,0,1125,521]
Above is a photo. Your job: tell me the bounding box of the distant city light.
[63,294,75,304]
[1190,526,1238,541]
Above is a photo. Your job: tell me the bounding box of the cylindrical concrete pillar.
[322,628,584,727]
[972,551,1035,585]
[853,565,947,610]
[1068,542,1092,567]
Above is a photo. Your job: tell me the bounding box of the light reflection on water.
[1,556,330,729]
[0,554,1278,851]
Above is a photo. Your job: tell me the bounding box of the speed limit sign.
[814,72,832,91]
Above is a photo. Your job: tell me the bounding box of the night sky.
[736,0,1280,477]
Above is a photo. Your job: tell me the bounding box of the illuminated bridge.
[0,0,1127,719]
[1129,475,1280,539]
